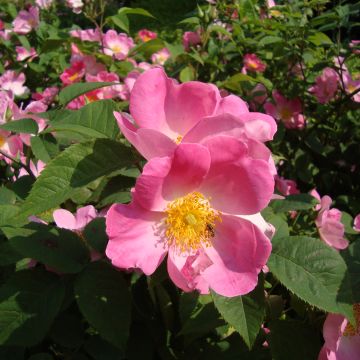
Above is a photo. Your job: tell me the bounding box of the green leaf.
[110,14,130,33]
[3,223,90,274]
[58,82,116,106]
[0,187,16,205]
[0,269,65,346]
[47,100,120,139]
[0,239,23,266]
[342,240,360,303]
[75,262,131,350]
[118,7,156,18]
[268,236,354,321]
[49,313,84,348]
[259,36,283,47]
[18,139,134,219]
[0,118,38,134]
[267,214,289,240]
[212,279,265,349]
[130,39,165,58]
[0,205,20,227]
[341,212,358,235]
[180,66,195,82]
[268,320,321,360]
[180,302,224,336]
[270,194,318,213]
[308,32,333,46]
[83,218,108,253]
[31,134,59,163]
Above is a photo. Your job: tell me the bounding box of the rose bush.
[0,0,359,359]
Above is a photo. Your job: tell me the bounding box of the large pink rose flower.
[115,68,277,161]
[318,305,360,360]
[106,140,274,297]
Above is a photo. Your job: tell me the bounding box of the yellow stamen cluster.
[175,135,183,144]
[0,135,5,148]
[343,304,360,337]
[164,192,221,253]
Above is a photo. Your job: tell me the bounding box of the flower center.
[280,107,292,121]
[0,135,5,148]
[174,135,183,144]
[343,304,360,337]
[164,192,221,253]
[112,45,122,53]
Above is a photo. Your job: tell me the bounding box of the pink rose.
[138,29,157,42]
[183,31,201,51]
[242,54,267,73]
[318,306,360,360]
[353,214,360,232]
[309,67,339,104]
[106,141,274,297]
[0,70,29,97]
[15,46,37,61]
[103,30,134,60]
[70,28,101,42]
[275,176,300,196]
[60,61,86,85]
[151,48,171,65]
[12,6,39,34]
[115,68,277,162]
[264,90,305,129]
[310,190,348,250]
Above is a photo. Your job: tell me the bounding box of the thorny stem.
[0,149,36,179]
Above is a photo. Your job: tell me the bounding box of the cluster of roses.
[105,67,278,297]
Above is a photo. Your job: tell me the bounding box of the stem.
[0,149,36,179]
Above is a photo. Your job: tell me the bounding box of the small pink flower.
[0,28,11,41]
[12,6,39,34]
[115,68,277,161]
[183,31,201,51]
[54,205,103,261]
[53,205,98,232]
[264,90,305,129]
[310,190,348,250]
[15,46,37,61]
[275,176,300,196]
[32,86,58,105]
[106,141,274,297]
[0,70,29,97]
[103,30,134,60]
[138,29,157,42]
[242,54,267,73]
[309,67,339,104]
[85,71,123,99]
[19,158,45,178]
[151,48,171,65]
[66,0,84,14]
[35,0,53,9]
[318,305,360,360]
[0,130,23,159]
[354,214,360,232]
[60,61,86,85]
[343,73,360,103]
[70,28,101,42]
[70,44,106,75]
